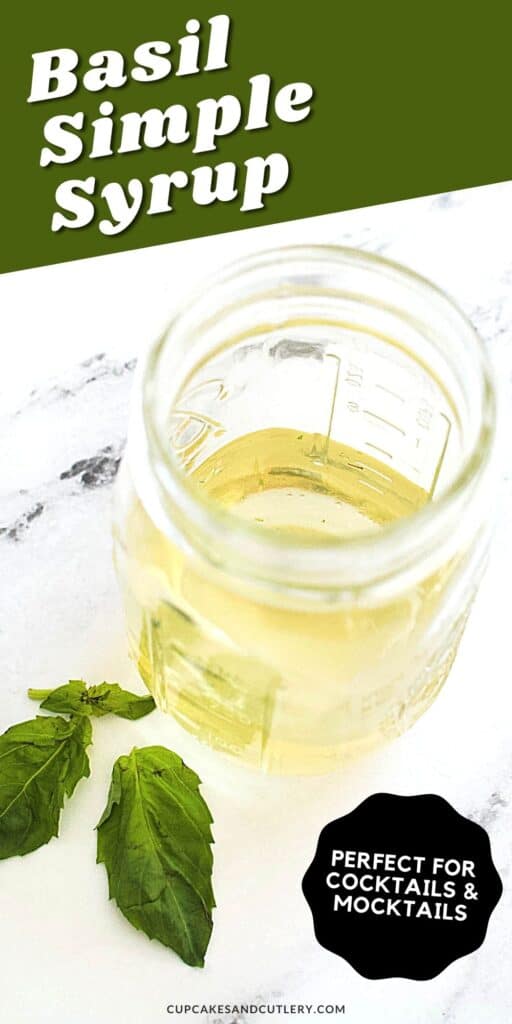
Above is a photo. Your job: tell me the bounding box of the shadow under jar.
[113,246,497,774]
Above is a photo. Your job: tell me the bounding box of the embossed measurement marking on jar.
[324,339,453,497]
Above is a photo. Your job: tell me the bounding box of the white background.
[1,184,511,1023]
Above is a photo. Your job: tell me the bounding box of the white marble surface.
[1,184,512,1023]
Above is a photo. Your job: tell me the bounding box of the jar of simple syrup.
[113,247,497,773]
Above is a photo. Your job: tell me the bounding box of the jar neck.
[133,246,497,604]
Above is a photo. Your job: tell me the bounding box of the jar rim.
[138,244,497,598]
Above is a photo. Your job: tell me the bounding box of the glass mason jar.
[113,246,497,774]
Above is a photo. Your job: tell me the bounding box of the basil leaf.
[0,715,92,859]
[96,746,215,967]
[28,681,156,720]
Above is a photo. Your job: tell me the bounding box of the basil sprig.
[0,715,92,859]
[0,685,215,966]
[28,679,155,720]
[97,746,215,966]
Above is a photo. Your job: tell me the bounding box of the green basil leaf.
[28,681,156,720]
[0,715,92,859]
[96,746,214,967]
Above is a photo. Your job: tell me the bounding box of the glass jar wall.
[113,247,497,774]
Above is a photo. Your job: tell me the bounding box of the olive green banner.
[1,0,511,274]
